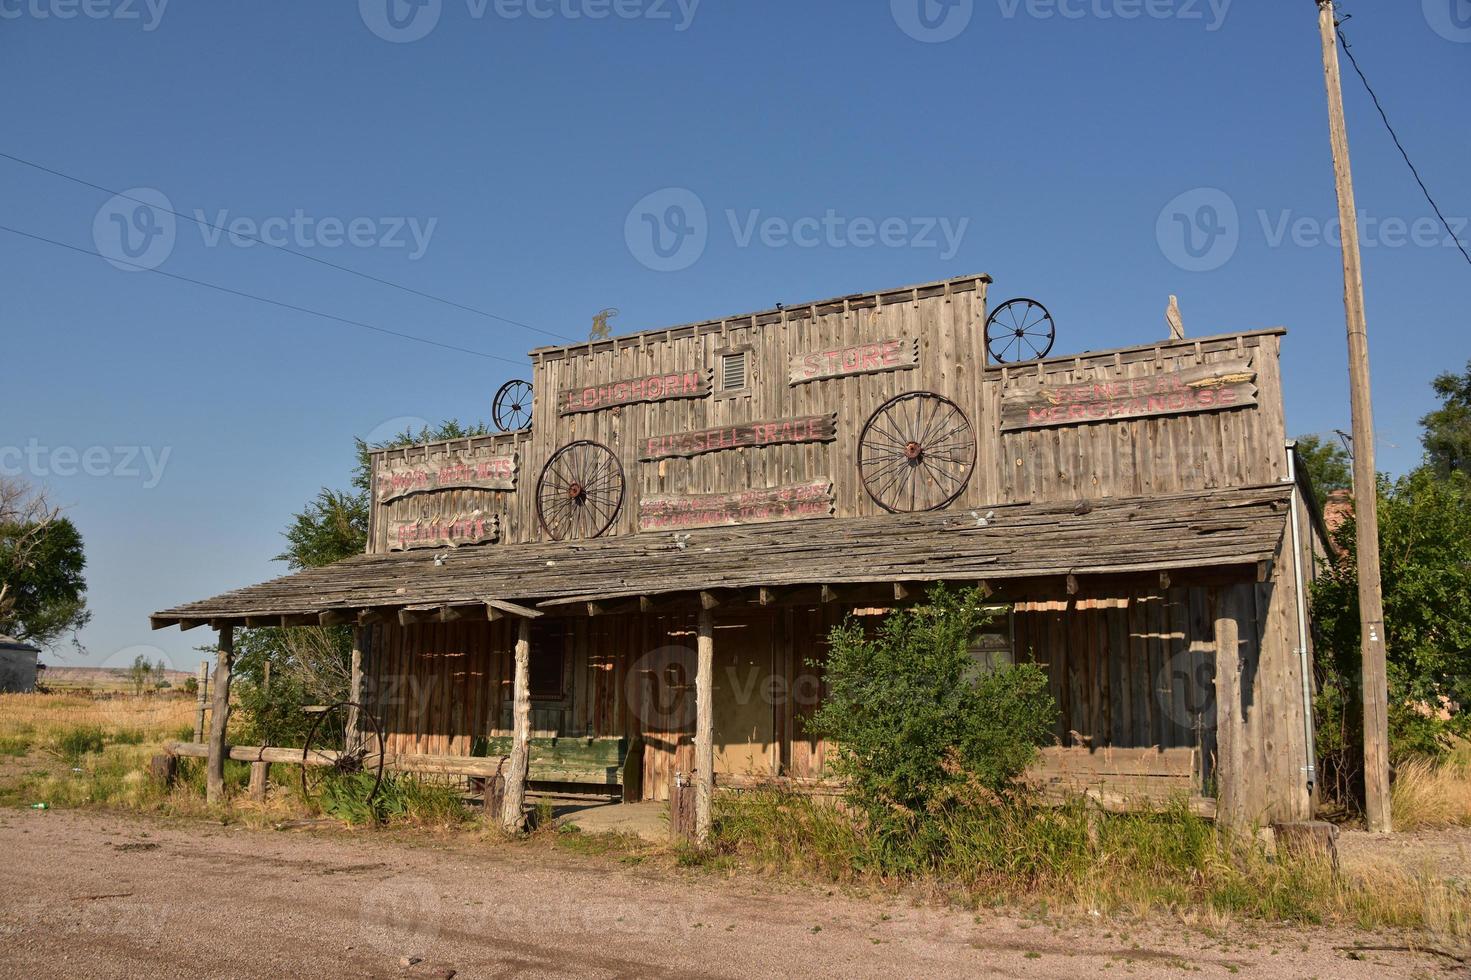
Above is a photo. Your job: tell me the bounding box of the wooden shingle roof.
[150,485,1291,630]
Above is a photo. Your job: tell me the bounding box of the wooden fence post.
[670,767,696,845]
[206,626,234,805]
[694,609,714,844]
[346,627,364,753]
[248,659,271,803]
[192,660,209,743]
[501,617,532,831]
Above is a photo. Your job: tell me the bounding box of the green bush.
[318,772,469,827]
[808,585,1057,843]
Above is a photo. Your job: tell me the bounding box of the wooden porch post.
[247,659,271,802]
[501,616,532,831]
[346,626,364,752]
[206,626,234,805]
[695,608,715,844]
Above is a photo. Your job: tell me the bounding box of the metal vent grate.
[720,351,747,391]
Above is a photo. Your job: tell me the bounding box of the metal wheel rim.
[300,700,385,811]
[536,440,624,541]
[985,298,1056,364]
[858,391,976,514]
[493,379,534,432]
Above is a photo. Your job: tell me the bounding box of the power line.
[0,149,578,341]
[1333,13,1471,269]
[0,223,528,366]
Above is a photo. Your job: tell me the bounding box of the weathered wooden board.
[388,512,500,551]
[377,449,518,503]
[1001,360,1258,431]
[638,480,835,531]
[640,414,838,461]
[559,369,710,415]
[788,338,919,386]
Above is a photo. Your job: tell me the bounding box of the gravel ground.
[0,808,1461,979]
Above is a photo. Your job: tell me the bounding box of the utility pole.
[1316,0,1391,832]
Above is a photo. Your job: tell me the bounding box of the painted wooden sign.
[788,337,919,386]
[387,512,500,551]
[559,369,710,415]
[639,480,835,531]
[640,414,838,461]
[377,449,518,503]
[1000,360,1258,431]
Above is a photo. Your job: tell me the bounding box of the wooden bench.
[1024,746,1215,817]
[473,735,639,800]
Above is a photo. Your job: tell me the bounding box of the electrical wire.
[1333,15,1471,269]
[0,150,578,341]
[0,222,526,365]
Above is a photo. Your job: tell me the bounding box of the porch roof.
[150,484,1291,630]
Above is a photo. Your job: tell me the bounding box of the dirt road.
[0,808,1454,978]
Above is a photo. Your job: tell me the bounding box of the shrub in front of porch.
[807,584,1057,856]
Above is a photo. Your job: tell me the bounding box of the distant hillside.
[42,666,195,690]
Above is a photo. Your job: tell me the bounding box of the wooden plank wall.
[530,281,990,537]
[365,279,1290,554]
[1014,575,1311,822]
[992,333,1287,502]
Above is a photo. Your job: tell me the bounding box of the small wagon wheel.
[537,440,624,541]
[493,379,533,432]
[985,298,1056,364]
[301,700,385,813]
[858,392,976,513]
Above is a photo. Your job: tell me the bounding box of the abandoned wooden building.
[151,273,1329,835]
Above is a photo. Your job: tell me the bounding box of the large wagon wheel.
[492,379,533,432]
[537,440,624,541]
[301,701,385,814]
[985,298,1055,364]
[858,392,976,513]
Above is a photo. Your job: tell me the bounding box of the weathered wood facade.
[156,273,1325,829]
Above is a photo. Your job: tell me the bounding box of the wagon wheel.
[858,392,976,513]
[492,379,533,432]
[537,440,624,541]
[301,700,385,814]
[985,298,1055,364]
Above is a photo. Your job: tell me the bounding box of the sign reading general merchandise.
[1000,361,1258,431]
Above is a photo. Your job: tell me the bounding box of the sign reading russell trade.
[387,512,500,551]
[559,370,710,415]
[1000,360,1259,431]
[376,449,518,503]
[639,414,838,461]
[638,480,835,531]
[788,338,919,385]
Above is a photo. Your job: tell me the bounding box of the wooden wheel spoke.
[859,392,974,513]
[538,441,623,540]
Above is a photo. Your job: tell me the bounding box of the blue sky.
[2,1,1467,668]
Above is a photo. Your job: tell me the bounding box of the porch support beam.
[695,608,715,844]
[486,598,545,621]
[205,626,234,805]
[501,616,533,832]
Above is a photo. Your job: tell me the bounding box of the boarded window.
[529,622,567,699]
[720,350,748,392]
[968,605,1015,674]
